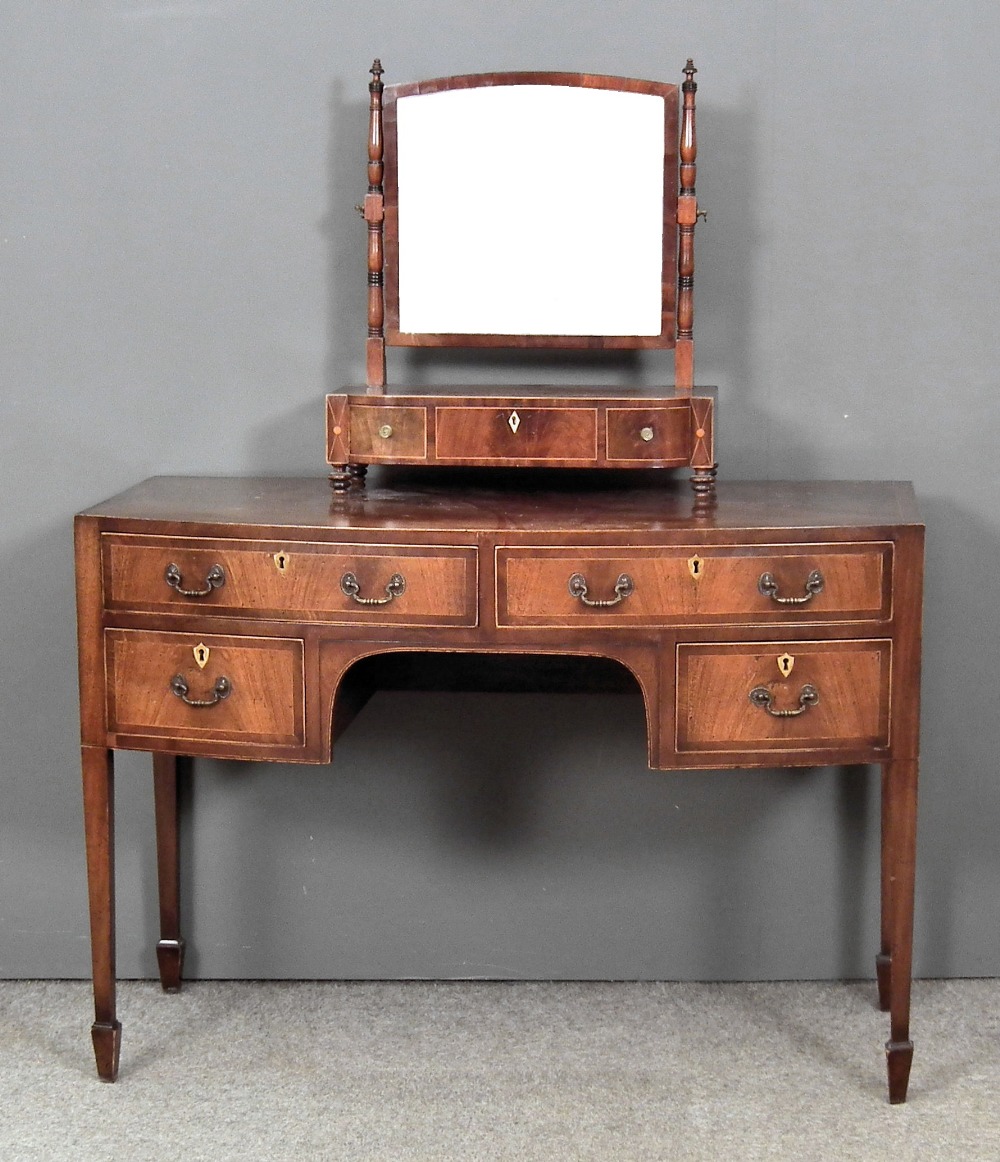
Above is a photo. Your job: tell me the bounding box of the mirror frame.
[381,71,680,351]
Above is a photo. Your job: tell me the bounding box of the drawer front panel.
[106,630,305,747]
[103,536,478,625]
[435,406,598,464]
[676,640,891,752]
[497,543,891,626]
[605,406,691,464]
[349,405,428,460]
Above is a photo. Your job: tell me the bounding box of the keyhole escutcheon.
[274,551,290,573]
[688,554,704,580]
[777,653,795,677]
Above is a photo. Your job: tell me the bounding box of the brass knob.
[640,426,654,442]
[378,424,393,439]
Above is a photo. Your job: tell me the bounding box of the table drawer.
[105,630,306,747]
[605,405,692,463]
[348,405,428,460]
[103,536,478,625]
[496,543,891,626]
[675,640,891,753]
[435,405,598,464]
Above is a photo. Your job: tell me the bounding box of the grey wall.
[2,1,998,981]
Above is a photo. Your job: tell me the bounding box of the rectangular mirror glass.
[382,74,679,348]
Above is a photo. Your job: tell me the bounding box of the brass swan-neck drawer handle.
[164,563,226,598]
[340,571,406,605]
[758,569,824,605]
[749,684,819,717]
[170,674,231,707]
[568,572,634,608]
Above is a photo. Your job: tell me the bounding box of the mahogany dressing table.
[75,475,923,1101]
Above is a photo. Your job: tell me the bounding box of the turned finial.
[683,59,697,87]
[370,59,384,85]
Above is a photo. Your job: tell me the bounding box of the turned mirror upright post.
[327,59,716,493]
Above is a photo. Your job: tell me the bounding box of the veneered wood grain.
[326,395,350,463]
[331,392,716,472]
[103,536,477,625]
[498,543,891,626]
[83,475,919,533]
[605,406,691,462]
[75,517,107,746]
[689,397,714,468]
[349,405,427,459]
[676,639,891,752]
[105,630,306,747]
[435,405,598,463]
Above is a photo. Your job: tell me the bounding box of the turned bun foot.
[329,464,368,493]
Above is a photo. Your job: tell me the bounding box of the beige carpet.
[2,979,999,1160]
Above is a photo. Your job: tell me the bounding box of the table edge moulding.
[75,476,924,1102]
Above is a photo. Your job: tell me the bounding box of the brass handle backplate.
[758,569,824,605]
[170,674,231,707]
[749,684,819,717]
[568,572,634,608]
[165,563,226,598]
[377,423,393,439]
[340,571,406,605]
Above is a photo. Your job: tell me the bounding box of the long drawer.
[105,630,306,748]
[675,639,891,753]
[496,543,891,626]
[102,535,478,626]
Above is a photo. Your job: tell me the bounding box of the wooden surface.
[80,474,920,529]
[75,476,923,1100]
[327,391,715,473]
[675,639,891,751]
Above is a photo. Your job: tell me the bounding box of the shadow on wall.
[692,90,767,478]
[170,655,887,981]
[1,521,86,829]
[911,492,1000,978]
[324,76,371,396]
[0,519,103,975]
